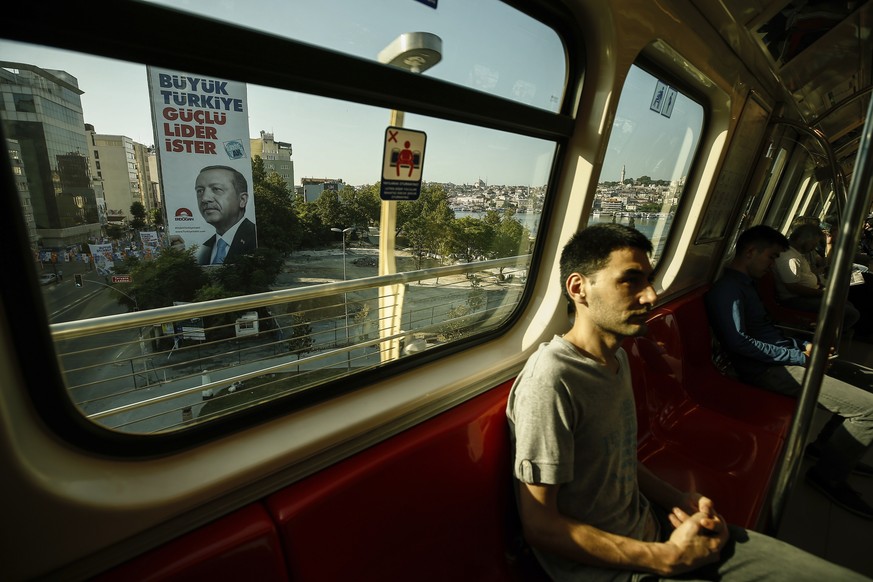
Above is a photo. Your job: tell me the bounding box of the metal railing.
[768,94,873,531]
[51,255,531,434]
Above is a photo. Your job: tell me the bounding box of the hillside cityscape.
[3,60,682,263]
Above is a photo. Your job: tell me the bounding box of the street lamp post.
[376,32,442,362]
[331,227,353,370]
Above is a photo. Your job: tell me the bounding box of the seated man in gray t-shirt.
[506,223,866,582]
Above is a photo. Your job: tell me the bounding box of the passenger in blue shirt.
[706,225,873,520]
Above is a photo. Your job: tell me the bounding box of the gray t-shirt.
[506,335,658,582]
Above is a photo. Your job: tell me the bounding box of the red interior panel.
[93,502,287,582]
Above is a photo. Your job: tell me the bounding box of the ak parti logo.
[175,208,194,222]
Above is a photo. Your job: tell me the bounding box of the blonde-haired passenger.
[773,223,861,333]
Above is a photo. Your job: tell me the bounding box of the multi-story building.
[133,142,159,216]
[301,177,343,203]
[0,62,100,247]
[5,139,38,250]
[600,197,624,213]
[86,127,143,227]
[251,130,294,188]
[147,149,162,212]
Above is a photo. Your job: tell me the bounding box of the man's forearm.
[637,464,687,511]
[522,501,687,575]
[519,481,721,576]
[784,281,822,297]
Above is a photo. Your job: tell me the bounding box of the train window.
[756,129,832,230]
[745,139,789,228]
[1,0,566,441]
[589,65,704,262]
[141,0,567,113]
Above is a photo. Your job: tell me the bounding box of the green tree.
[252,153,267,183]
[450,216,494,263]
[193,284,231,303]
[397,183,455,268]
[191,283,239,340]
[104,254,141,311]
[251,156,302,255]
[317,184,380,239]
[287,312,314,363]
[482,210,503,227]
[296,201,329,248]
[149,207,163,229]
[210,248,284,295]
[340,184,381,235]
[639,202,662,213]
[130,201,147,231]
[184,249,284,340]
[314,188,343,230]
[124,246,208,311]
[352,301,371,342]
[112,254,139,276]
[489,212,530,277]
[105,223,126,241]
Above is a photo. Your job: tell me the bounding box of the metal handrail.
[768,118,848,218]
[85,299,521,423]
[810,85,872,128]
[54,255,530,429]
[50,254,530,341]
[768,94,873,531]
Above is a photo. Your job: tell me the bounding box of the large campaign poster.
[147,67,257,266]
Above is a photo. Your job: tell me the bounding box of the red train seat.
[625,286,796,530]
[264,381,540,581]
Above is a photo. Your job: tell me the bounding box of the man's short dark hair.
[560,224,653,296]
[735,225,789,255]
[199,165,248,195]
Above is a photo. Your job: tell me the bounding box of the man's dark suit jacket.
[196,217,257,265]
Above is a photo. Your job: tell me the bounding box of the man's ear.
[743,245,761,262]
[239,191,249,209]
[565,272,587,304]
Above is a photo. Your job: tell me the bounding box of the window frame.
[594,57,710,269]
[0,0,584,456]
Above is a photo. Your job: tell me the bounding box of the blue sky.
[1,0,701,186]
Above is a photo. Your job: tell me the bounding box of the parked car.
[39,273,58,285]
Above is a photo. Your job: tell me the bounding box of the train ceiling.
[740,0,871,165]
[696,0,869,174]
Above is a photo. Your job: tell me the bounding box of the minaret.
[620,164,626,184]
